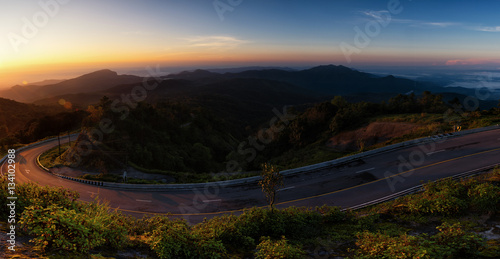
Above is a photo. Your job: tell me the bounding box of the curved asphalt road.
[2,128,500,224]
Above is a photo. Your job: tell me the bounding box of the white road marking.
[136,199,152,203]
[277,186,295,192]
[426,150,445,156]
[355,167,375,174]
[203,199,222,203]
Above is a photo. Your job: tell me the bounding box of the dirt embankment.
[326,122,419,152]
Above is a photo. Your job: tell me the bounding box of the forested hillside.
[60,91,500,178]
[0,98,84,148]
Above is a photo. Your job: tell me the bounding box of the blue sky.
[1,0,500,86]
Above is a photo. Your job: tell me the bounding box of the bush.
[221,207,330,246]
[467,182,500,212]
[0,178,79,218]
[80,200,129,249]
[431,222,485,257]
[354,222,485,259]
[254,236,306,259]
[191,206,348,252]
[355,231,428,259]
[0,177,11,218]
[146,219,226,259]
[192,214,256,250]
[20,205,106,253]
[19,201,128,253]
[406,179,468,215]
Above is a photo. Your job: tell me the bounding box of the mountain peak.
[79,69,118,79]
[305,64,355,73]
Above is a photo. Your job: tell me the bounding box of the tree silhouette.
[258,163,284,210]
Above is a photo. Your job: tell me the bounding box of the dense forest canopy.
[62,91,499,174]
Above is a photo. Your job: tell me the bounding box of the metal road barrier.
[3,125,500,191]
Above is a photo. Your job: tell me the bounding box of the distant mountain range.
[166,65,439,95]
[1,65,497,110]
[0,69,142,103]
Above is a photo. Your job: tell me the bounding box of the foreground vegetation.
[2,167,500,258]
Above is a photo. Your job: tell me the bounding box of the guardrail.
[280,125,500,177]
[0,134,80,177]
[3,127,499,216]
[346,163,500,211]
[9,124,500,190]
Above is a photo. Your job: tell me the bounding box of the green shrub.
[354,222,485,259]
[195,214,258,252]
[0,177,10,218]
[467,182,500,212]
[317,205,352,223]
[146,219,226,259]
[406,179,468,215]
[431,222,485,257]
[355,231,428,259]
[0,178,79,218]
[130,215,173,236]
[192,206,347,251]
[19,201,128,253]
[80,200,129,249]
[20,205,107,253]
[254,236,306,259]
[216,207,325,247]
[216,207,285,248]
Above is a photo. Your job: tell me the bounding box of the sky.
[1,0,500,88]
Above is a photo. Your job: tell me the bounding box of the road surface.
[2,128,500,223]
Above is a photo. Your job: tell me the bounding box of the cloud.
[359,10,459,28]
[392,19,460,28]
[419,22,460,28]
[445,58,500,66]
[184,36,250,50]
[360,10,390,20]
[471,26,500,32]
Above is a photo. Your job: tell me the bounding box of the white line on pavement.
[277,186,295,192]
[136,199,152,203]
[355,167,375,174]
[203,199,222,203]
[426,150,445,156]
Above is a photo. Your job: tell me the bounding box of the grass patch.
[38,142,72,168]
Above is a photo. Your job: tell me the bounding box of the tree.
[258,163,284,210]
[331,96,348,109]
